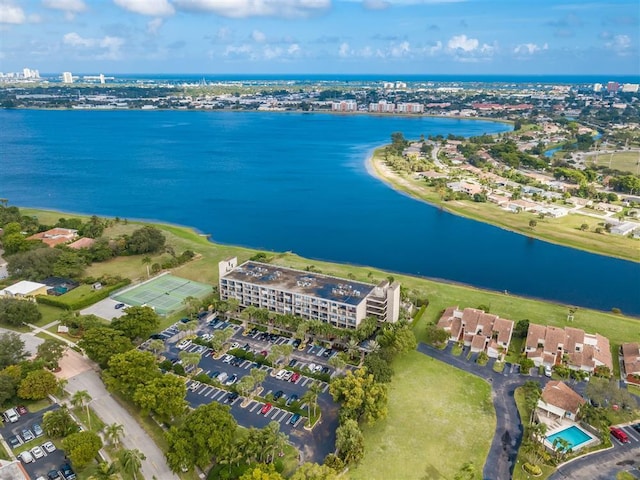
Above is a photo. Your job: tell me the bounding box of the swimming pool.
[546,425,595,451]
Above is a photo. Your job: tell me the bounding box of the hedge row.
[36,280,131,311]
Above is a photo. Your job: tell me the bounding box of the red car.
[15,405,28,416]
[290,372,301,383]
[260,403,273,415]
[610,427,629,443]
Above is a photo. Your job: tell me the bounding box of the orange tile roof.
[622,343,640,375]
[68,237,96,249]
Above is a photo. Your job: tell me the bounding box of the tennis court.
[112,274,212,315]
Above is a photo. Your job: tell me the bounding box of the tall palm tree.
[88,461,120,480]
[142,256,152,278]
[104,423,124,448]
[366,340,381,355]
[118,449,146,480]
[71,390,92,430]
[301,381,322,425]
[346,339,360,361]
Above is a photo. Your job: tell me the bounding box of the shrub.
[523,463,542,476]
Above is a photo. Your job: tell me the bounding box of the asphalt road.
[549,443,640,480]
[417,342,552,480]
[66,368,179,480]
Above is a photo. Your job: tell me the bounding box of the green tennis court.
[112,274,212,315]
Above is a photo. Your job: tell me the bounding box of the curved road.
[417,342,550,480]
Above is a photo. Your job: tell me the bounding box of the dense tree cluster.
[0,298,42,326]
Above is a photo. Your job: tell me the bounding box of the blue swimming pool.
[546,425,594,450]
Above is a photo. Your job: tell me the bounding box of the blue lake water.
[1,110,639,315]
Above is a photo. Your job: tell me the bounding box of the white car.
[42,441,56,453]
[275,369,287,380]
[19,451,34,463]
[307,363,316,372]
[222,354,233,364]
[283,371,294,381]
[31,446,45,459]
[189,381,201,391]
[230,342,240,350]
[177,339,191,350]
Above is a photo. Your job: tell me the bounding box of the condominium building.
[62,72,73,84]
[331,100,357,112]
[218,257,400,329]
[369,100,395,113]
[396,102,424,114]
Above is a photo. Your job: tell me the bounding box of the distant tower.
[62,72,73,84]
[99,73,105,84]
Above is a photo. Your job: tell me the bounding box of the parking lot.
[80,297,128,321]
[610,423,640,447]
[148,316,340,463]
[0,404,73,480]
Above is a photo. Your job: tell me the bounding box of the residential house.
[68,237,96,249]
[0,280,49,300]
[537,381,586,421]
[437,306,514,359]
[525,323,613,374]
[595,202,623,213]
[610,222,639,236]
[27,227,78,247]
[446,181,484,196]
[622,343,640,384]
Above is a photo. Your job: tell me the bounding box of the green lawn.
[590,151,640,174]
[349,351,495,480]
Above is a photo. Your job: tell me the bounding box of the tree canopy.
[111,306,160,340]
[335,418,365,465]
[329,368,388,424]
[133,374,187,421]
[0,331,27,369]
[104,350,160,398]
[7,247,62,279]
[0,298,42,326]
[126,226,166,254]
[62,431,103,468]
[18,369,58,400]
[79,327,134,368]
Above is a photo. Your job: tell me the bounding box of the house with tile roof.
[68,237,96,249]
[27,227,78,247]
[537,381,586,421]
[525,323,613,374]
[437,306,514,359]
[621,343,640,385]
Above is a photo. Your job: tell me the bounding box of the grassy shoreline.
[366,150,640,263]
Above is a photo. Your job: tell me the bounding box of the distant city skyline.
[1,0,638,75]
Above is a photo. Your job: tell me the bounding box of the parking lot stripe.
[270,408,281,419]
[197,386,208,394]
[322,384,329,393]
[622,427,639,442]
[200,386,212,396]
[301,378,309,387]
[278,411,289,422]
[256,405,265,415]
[248,402,258,411]
[213,390,226,401]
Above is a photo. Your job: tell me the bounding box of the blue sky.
[0,0,638,75]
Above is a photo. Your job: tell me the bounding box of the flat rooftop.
[222,261,375,306]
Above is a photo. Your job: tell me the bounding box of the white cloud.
[425,40,442,55]
[447,34,478,52]
[605,34,632,55]
[113,0,175,16]
[42,0,87,13]
[288,43,301,55]
[174,0,330,18]
[514,42,548,55]
[0,3,26,24]
[63,31,95,47]
[338,42,351,57]
[63,31,125,59]
[252,29,267,43]
[390,41,410,57]
[147,18,163,34]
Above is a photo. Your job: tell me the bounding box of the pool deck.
[542,419,600,451]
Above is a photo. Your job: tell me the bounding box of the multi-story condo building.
[62,72,74,84]
[218,257,400,329]
[396,102,425,114]
[331,100,357,112]
[369,100,396,113]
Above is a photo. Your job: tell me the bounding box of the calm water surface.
[1,110,638,315]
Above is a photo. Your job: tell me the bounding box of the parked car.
[286,394,298,406]
[217,372,229,384]
[33,423,44,437]
[60,463,77,480]
[42,441,56,453]
[231,357,243,367]
[273,390,284,401]
[16,405,28,416]
[313,365,322,373]
[189,381,201,391]
[22,429,34,442]
[261,403,273,415]
[242,343,251,351]
[632,423,640,434]
[177,339,191,349]
[47,470,61,480]
[226,392,239,403]
[31,446,45,459]
[210,371,220,379]
[8,435,22,449]
[283,371,294,381]
[275,369,287,380]
[289,413,301,425]
[544,365,553,377]
[610,427,629,443]
[290,372,301,383]
[225,374,238,386]
[230,342,240,350]
[288,359,297,367]
[259,350,268,357]
[222,354,233,364]
[19,451,35,463]
[292,339,301,348]
[114,303,125,309]
[307,363,316,372]
[323,349,333,358]
[321,366,330,374]
[3,408,19,423]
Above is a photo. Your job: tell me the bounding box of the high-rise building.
[218,258,400,328]
[62,72,73,84]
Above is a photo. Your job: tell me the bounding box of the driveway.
[63,356,178,480]
[417,343,551,480]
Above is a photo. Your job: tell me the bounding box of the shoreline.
[365,150,640,264]
[17,205,640,318]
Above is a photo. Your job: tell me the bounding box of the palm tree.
[178,351,201,377]
[71,390,92,430]
[301,381,323,425]
[104,423,124,448]
[346,339,360,361]
[366,340,381,355]
[142,256,152,278]
[177,321,190,339]
[148,339,165,359]
[118,449,146,480]
[88,461,120,480]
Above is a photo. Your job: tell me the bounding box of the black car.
[632,423,640,433]
[60,463,77,480]
[323,349,333,358]
[273,390,284,401]
[8,435,22,449]
[288,359,297,367]
[180,317,190,323]
[231,357,243,367]
[47,471,61,480]
[292,339,301,348]
[226,392,239,403]
[210,371,220,379]
[149,334,164,340]
[250,328,259,335]
[286,394,298,406]
[242,343,251,351]
[321,366,330,374]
